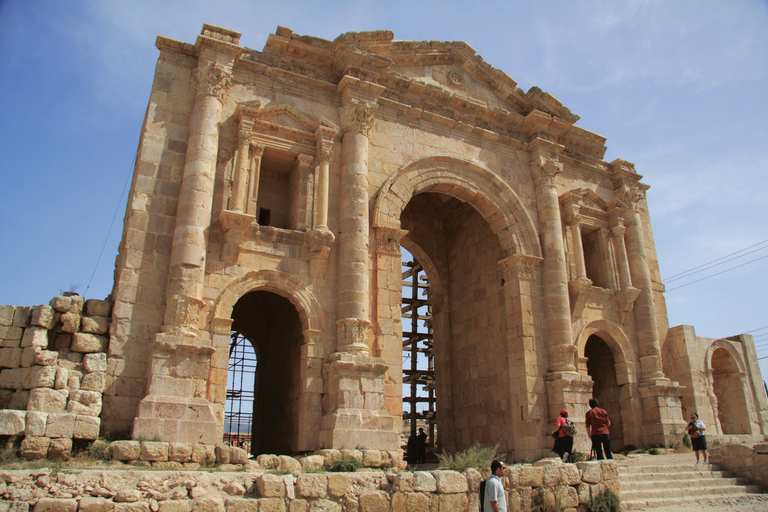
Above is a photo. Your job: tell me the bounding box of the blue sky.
[1,1,766,378]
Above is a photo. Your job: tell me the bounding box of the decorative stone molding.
[192,61,232,100]
[615,286,641,324]
[339,99,377,136]
[568,277,594,318]
[308,228,335,279]
[218,209,254,264]
[498,253,543,281]
[162,296,205,336]
[548,344,580,374]
[335,318,372,355]
[374,227,408,256]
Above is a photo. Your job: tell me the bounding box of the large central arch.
[373,155,544,459]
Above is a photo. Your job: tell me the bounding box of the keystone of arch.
[372,155,542,259]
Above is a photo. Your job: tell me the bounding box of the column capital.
[615,184,645,210]
[317,136,334,163]
[609,224,626,238]
[498,253,543,281]
[530,156,563,187]
[192,61,233,101]
[297,153,314,169]
[339,99,377,136]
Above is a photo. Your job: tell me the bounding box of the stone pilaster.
[314,127,335,232]
[133,25,242,444]
[230,128,251,212]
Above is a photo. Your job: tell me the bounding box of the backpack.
[563,419,577,437]
[479,478,487,512]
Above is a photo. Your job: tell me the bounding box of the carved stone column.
[230,128,251,212]
[528,141,577,375]
[133,27,241,444]
[565,213,588,281]
[289,153,314,231]
[315,128,334,232]
[335,95,378,354]
[248,144,265,217]
[609,224,632,289]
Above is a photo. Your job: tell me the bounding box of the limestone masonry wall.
[0,296,110,460]
[710,443,768,491]
[0,459,619,512]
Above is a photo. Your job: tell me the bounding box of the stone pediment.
[238,102,317,135]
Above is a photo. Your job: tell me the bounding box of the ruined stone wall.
[0,459,620,512]
[0,297,111,460]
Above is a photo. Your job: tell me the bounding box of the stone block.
[438,493,468,511]
[327,473,350,497]
[81,316,109,335]
[413,471,436,492]
[279,455,302,475]
[0,325,23,347]
[359,492,390,511]
[74,415,101,440]
[258,498,287,512]
[46,412,76,438]
[362,449,382,467]
[600,460,618,481]
[257,454,280,469]
[170,442,192,463]
[26,411,48,436]
[256,474,286,497]
[71,333,108,353]
[392,473,414,492]
[31,498,77,512]
[434,470,468,493]
[300,455,325,472]
[296,474,328,498]
[55,367,69,389]
[543,466,561,487]
[0,367,28,389]
[230,446,249,465]
[21,347,40,367]
[0,305,14,325]
[24,365,57,389]
[561,464,581,486]
[13,306,31,326]
[577,461,601,484]
[30,305,57,329]
[27,388,68,412]
[85,299,112,317]
[34,350,58,366]
[518,466,543,487]
[0,409,26,435]
[109,440,140,461]
[20,326,48,348]
[192,443,216,464]
[84,353,108,373]
[20,436,50,459]
[50,295,84,314]
[215,444,231,464]
[0,347,22,368]
[8,389,29,409]
[48,438,73,460]
[79,497,114,512]
[67,390,102,416]
[141,441,170,461]
[81,372,107,392]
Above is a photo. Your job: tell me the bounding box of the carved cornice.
[192,61,232,100]
[498,254,543,281]
[374,227,409,256]
[339,99,377,136]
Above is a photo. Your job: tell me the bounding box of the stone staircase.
[619,460,764,510]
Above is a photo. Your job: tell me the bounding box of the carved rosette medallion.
[498,254,543,281]
[530,156,563,187]
[163,295,205,334]
[192,61,233,101]
[339,100,377,136]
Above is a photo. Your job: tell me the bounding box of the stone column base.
[133,395,223,445]
[638,378,684,446]
[319,352,399,450]
[546,372,594,453]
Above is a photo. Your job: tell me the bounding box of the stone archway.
[709,345,751,435]
[372,156,543,458]
[208,270,326,452]
[577,320,638,451]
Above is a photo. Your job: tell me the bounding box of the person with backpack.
[481,459,506,512]
[552,409,574,463]
[585,398,613,460]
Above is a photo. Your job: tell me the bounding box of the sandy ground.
[619,452,768,511]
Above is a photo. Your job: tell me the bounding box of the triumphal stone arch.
[102,23,768,461]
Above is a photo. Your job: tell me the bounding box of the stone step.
[622,476,749,491]
[619,463,720,474]
[621,469,736,483]
[620,483,762,502]
[621,492,766,511]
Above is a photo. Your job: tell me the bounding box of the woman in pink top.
[552,409,573,463]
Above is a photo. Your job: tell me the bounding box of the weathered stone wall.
[710,443,768,491]
[0,296,111,460]
[0,459,620,512]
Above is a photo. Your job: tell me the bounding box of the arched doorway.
[711,347,750,434]
[228,290,304,455]
[400,192,510,454]
[584,335,625,451]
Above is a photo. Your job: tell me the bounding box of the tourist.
[416,427,428,463]
[484,459,507,512]
[685,412,709,464]
[585,398,613,459]
[552,409,574,463]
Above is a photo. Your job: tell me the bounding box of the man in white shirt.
[484,459,507,512]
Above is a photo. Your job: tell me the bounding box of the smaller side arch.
[210,270,326,335]
[704,340,747,374]
[575,320,636,365]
